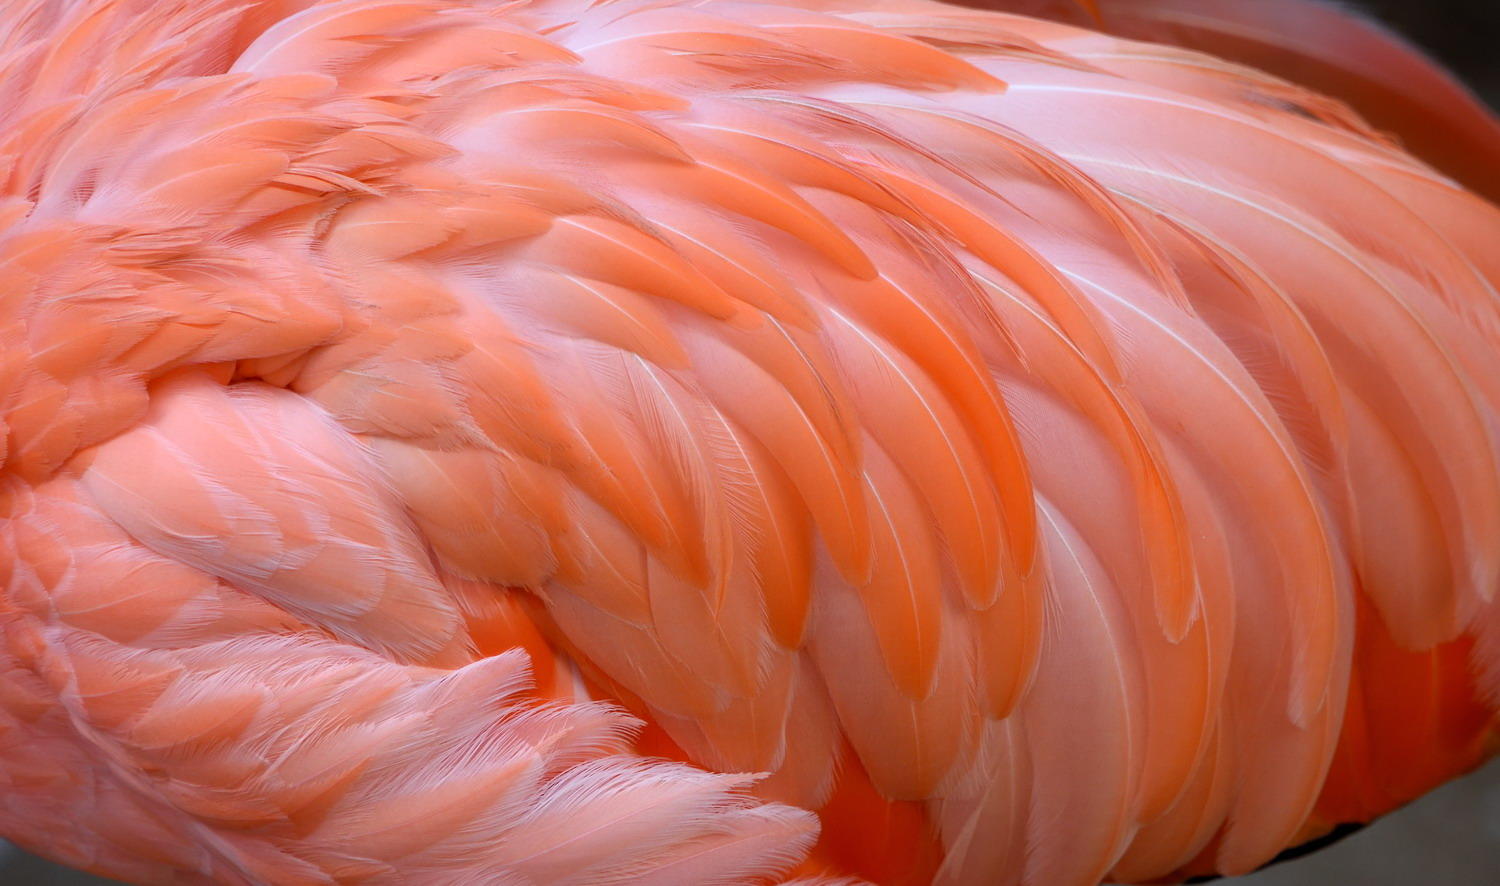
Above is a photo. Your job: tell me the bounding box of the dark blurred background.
[2,0,1497,883]
[1361,0,1500,105]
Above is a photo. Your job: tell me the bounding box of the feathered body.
[1,0,1497,883]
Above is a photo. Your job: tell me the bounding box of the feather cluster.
[2,1,1498,884]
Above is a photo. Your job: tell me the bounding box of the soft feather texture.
[963,0,1500,203]
[0,0,1497,884]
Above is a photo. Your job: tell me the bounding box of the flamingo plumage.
[1,0,1498,883]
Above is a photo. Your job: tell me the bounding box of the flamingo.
[1,0,1497,883]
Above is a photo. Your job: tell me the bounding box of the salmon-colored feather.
[3,0,1500,884]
